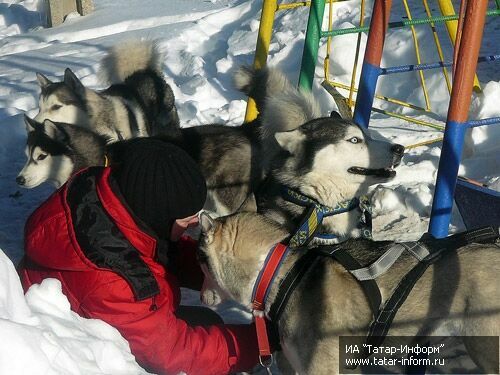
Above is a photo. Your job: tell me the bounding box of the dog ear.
[24,115,40,133]
[274,129,305,155]
[330,111,342,119]
[42,120,66,142]
[36,73,52,89]
[199,211,216,233]
[64,68,85,98]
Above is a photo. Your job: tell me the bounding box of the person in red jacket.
[18,138,268,375]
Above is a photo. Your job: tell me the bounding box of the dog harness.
[281,186,372,247]
[251,243,290,374]
[252,226,498,371]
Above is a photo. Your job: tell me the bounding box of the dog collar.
[281,186,361,247]
[251,242,290,371]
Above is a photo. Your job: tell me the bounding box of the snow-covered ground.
[0,0,498,373]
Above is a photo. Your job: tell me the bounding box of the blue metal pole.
[428,122,467,238]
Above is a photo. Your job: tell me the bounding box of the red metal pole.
[353,0,392,128]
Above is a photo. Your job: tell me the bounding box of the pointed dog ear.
[36,72,52,89]
[274,128,305,155]
[330,111,342,119]
[64,68,85,98]
[24,115,40,133]
[42,120,66,142]
[199,211,216,234]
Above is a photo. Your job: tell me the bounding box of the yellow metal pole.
[437,0,481,92]
[244,0,278,122]
[422,0,452,94]
[403,0,431,111]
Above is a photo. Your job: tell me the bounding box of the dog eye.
[37,154,48,161]
[51,104,62,111]
[348,137,362,144]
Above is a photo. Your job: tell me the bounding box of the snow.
[0,0,498,373]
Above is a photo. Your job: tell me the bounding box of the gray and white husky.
[16,115,261,215]
[198,212,500,374]
[34,40,180,142]
[16,66,308,214]
[237,67,405,241]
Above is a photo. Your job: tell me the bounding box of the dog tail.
[99,39,162,84]
[235,66,321,171]
[234,65,320,137]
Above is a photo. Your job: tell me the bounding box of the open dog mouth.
[348,166,396,178]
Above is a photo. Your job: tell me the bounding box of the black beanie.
[112,138,207,238]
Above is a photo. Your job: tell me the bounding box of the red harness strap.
[251,243,289,366]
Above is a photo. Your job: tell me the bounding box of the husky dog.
[198,212,500,374]
[16,115,262,215]
[34,40,180,142]
[237,67,405,241]
[17,66,310,214]
[257,116,405,241]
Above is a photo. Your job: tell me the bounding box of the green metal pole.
[298,0,326,92]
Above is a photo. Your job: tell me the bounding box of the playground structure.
[245,0,500,239]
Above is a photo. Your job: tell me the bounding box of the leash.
[251,243,290,374]
[281,186,370,247]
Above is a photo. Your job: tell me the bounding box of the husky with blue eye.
[33,39,180,143]
[237,68,405,241]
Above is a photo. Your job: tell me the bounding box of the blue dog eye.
[349,137,361,144]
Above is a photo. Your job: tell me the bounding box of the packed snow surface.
[0,0,498,373]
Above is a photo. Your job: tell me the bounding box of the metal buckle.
[259,354,274,374]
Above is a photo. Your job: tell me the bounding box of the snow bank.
[0,249,149,375]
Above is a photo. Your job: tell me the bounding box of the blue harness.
[281,186,371,247]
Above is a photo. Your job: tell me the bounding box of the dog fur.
[199,212,500,374]
[17,66,312,215]
[34,40,180,142]
[236,66,405,241]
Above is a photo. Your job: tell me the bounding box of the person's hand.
[170,213,199,242]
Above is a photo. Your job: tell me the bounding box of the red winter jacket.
[18,167,259,375]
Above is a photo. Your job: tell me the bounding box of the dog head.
[17,116,106,189]
[198,212,289,308]
[17,116,75,189]
[271,117,404,200]
[34,69,89,125]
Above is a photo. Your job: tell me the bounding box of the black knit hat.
[112,138,207,238]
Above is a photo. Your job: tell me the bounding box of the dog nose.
[391,144,405,157]
[16,176,26,186]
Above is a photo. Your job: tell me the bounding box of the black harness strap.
[269,245,382,322]
[367,226,498,347]
[326,247,382,316]
[268,250,320,322]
